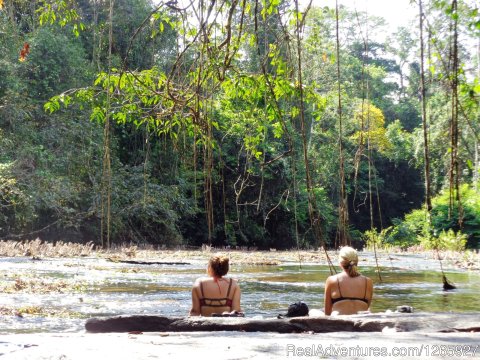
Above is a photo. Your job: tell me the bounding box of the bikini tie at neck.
[213,277,226,294]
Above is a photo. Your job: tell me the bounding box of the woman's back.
[330,274,372,315]
[190,255,242,317]
[191,276,241,316]
[325,272,373,315]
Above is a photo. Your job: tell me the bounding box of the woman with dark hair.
[190,255,242,317]
[324,246,373,315]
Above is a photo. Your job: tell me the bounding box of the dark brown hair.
[208,255,229,277]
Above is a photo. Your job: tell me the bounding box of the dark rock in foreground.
[85,313,480,333]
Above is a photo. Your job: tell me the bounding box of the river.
[1,251,479,334]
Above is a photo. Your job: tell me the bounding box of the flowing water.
[0,252,479,334]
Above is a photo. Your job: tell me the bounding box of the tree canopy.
[0,0,478,250]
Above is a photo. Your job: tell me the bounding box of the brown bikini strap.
[225,278,233,298]
[336,277,343,297]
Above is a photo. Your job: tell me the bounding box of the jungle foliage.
[0,0,478,250]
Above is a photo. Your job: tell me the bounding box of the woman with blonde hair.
[190,255,242,317]
[324,246,373,315]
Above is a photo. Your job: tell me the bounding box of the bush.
[387,184,480,249]
[363,227,399,251]
[383,218,419,249]
[419,229,467,251]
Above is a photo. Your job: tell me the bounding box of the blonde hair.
[339,246,360,277]
[208,255,229,277]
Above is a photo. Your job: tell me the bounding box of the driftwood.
[85,312,480,333]
[107,259,190,265]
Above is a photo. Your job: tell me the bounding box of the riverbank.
[1,239,479,270]
[2,330,479,359]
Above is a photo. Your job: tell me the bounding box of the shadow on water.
[0,255,479,333]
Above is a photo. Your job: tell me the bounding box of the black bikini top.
[331,276,369,305]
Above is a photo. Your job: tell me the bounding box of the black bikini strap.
[200,281,205,298]
[225,278,233,298]
[336,277,343,297]
[363,277,367,299]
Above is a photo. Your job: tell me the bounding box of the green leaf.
[272,122,283,138]
[44,97,60,114]
[291,106,300,118]
[90,107,106,123]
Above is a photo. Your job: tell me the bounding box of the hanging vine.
[349,3,382,280]
[294,0,335,273]
[334,0,349,248]
[100,0,115,248]
[448,0,463,227]
[419,0,432,237]
[419,0,456,290]
[352,7,368,214]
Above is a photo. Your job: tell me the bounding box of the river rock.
[85,312,480,334]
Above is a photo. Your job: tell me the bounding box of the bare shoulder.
[193,277,209,287]
[364,276,374,286]
[325,275,336,285]
[226,277,239,286]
